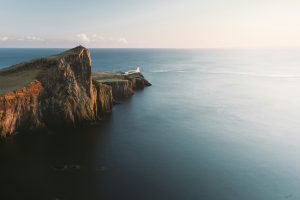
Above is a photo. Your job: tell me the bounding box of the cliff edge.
[0,46,151,138]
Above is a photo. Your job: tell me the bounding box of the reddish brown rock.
[0,46,151,138]
[0,81,44,137]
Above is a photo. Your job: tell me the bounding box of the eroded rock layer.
[0,46,150,137]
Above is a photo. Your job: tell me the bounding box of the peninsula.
[0,46,151,138]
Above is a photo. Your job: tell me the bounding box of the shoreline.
[0,46,151,138]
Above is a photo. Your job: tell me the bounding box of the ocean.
[1,48,300,200]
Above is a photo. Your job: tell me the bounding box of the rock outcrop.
[92,72,151,100]
[0,46,151,138]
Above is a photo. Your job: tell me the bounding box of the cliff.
[92,72,151,100]
[0,46,151,138]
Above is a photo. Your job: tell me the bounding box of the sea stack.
[0,46,151,138]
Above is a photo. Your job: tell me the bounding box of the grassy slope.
[0,66,43,95]
[0,46,86,95]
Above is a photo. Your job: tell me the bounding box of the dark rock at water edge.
[0,46,151,138]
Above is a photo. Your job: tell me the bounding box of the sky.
[0,0,300,48]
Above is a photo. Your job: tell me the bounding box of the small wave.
[150,69,189,73]
[262,74,300,78]
[149,69,300,78]
[204,71,300,78]
[150,69,171,73]
[175,70,188,73]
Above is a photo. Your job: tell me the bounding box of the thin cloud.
[76,33,90,43]
[1,34,128,47]
[0,36,8,42]
[118,37,128,45]
[25,36,44,41]
[92,34,105,41]
[1,35,45,42]
[76,33,129,46]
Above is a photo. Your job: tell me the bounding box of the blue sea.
[1,48,300,200]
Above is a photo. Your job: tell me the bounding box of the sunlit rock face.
[0,81,44,137]
[0,46,151,138]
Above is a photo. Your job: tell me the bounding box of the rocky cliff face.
[0,46,150,138]
[0,81,44,137]
[92,72,152,100]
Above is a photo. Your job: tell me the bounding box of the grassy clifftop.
[0,46,151,138]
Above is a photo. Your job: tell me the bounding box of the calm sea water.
[1,48,300,200]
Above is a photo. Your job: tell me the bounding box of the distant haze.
[1,0,300,48]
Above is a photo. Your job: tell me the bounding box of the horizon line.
[1,46,300,50]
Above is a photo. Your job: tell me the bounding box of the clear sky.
[0,0,300,48]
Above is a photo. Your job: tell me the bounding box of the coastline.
[0,46,151,138]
